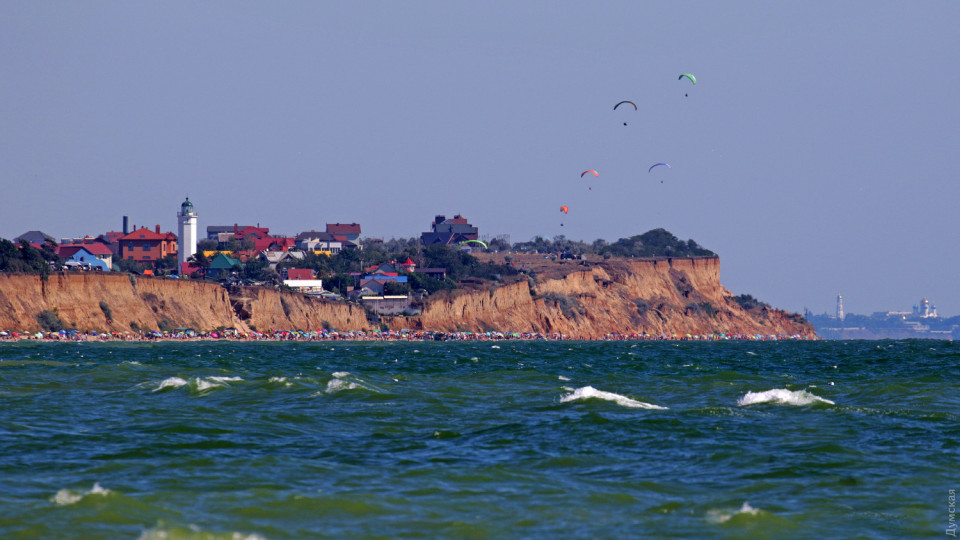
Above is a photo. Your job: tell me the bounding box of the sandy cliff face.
[229,285,366,332]
[0,273,240,333]
[0,257,813,338]
[390,257,812,339]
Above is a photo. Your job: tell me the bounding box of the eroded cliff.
[0,256,814,338]
[389,257,812,338]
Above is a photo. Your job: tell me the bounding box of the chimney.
[123,216,129,234]
[155,224,160,233]
[234,223,238,235]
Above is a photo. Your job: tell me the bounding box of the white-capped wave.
[560,386,668,410]
[196,376,242,392]
[51,482,111,506]
[155,376,243,393]
[325,378,359,393]
[155,377,188,391]
[707,502,762,524]
[737,389,834,406]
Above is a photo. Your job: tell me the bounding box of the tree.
[156,254,179,273]
[242,258,278,283]
[383,281,410,295]
[197,239,218,252]
[188,251,211,278]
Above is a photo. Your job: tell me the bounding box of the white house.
[283,279,325,295]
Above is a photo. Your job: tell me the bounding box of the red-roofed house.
[234,226,296,253]
[97,231,125,255]
[57,243,114,269]
[326,223,361,243]
[399,258,416,272]
[118,226,178,266]
[285,268,314,280]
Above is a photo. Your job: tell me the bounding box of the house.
[205,253,243,279]
[57,243,113,270]
[206,224,255,241]
[399,258,416,272]
[180,261,202,276]
[356,278,390,295]
[326,223,361,243]
[366,262,398,274]
[334,237,358,250]
[96,231,124,255]
[295,231,343,254]
[118,226,178,267]
[420,214,478,246]
[363,261,408,283]
[259,250,305,270]
[13,230,55,245]
[231,226,295,252]
[284,268,314,280]
[283,279,325,295]
[62,247,111,271]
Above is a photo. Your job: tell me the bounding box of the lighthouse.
[177,197,198,268]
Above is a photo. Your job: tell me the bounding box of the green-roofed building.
[206,253,243,279]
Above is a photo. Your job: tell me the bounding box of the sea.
[0,339,956,539]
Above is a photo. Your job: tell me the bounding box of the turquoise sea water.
[0,340,956,539]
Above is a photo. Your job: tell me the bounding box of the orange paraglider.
[560,206,569,214]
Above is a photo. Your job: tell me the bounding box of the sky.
[2,2,958,316]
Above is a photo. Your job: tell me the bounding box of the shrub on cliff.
[686,302,718,318]
[99,301,113,322]
[541,292,585,320]
[36,310,65,332]
[728,294,770,311]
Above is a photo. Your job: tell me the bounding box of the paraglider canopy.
[678,73,696,84]
[613,100,637,111]
[458,239,488,249]
[648,162,671,173]
[580,170,599,178]
[560,206,569,214]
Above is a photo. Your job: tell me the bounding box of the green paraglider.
[678,73,696,84]
[458,239,488,249]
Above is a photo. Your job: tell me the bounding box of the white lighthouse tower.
[177,197,198,269]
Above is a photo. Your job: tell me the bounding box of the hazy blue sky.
[2,2,958,316]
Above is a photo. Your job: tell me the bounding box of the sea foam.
[154,377,188,391]
[706,502,762,524]
[560,386,668,409]
[196,376,242,392]
[737,388,834,406]
[51,482,111,506]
